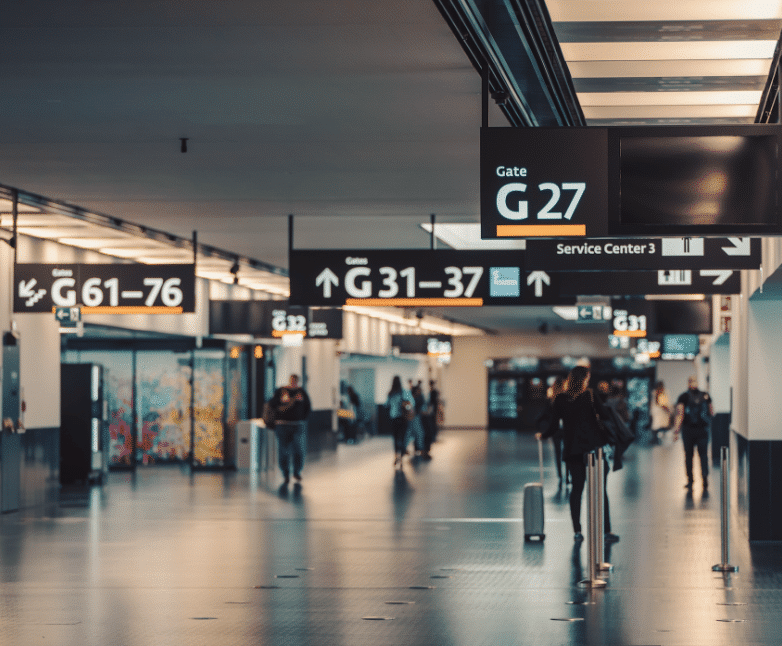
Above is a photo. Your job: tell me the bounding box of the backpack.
[684,391,710,427]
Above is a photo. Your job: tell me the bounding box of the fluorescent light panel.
[546,0,782,22]
[567,58,774,78]
[578,90,763,106]
[420,223,526,250]
[582,104,758,119]
[561,40,778,62]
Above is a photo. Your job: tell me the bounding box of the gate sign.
[289,249,526,306]
[481,127,609,239]
[14,263,195,313]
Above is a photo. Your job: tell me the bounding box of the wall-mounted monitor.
[654,300,712,335]
[608,125,782,236]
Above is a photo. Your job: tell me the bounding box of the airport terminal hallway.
[1,430,780,646]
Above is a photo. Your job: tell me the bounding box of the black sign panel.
[557,269,740,296]
[482,125,782,239]
[391,335,452,355]
[289,249,528,306]
[525,237,761,270]
[14,263,195,313]
[209,300,342,339]
[610,125,782,236]
[481,127,609,239]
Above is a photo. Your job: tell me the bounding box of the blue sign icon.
[489,267,520,297]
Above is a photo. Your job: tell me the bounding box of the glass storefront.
[62,332,251,469]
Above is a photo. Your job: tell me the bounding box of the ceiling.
[1,1,780,334]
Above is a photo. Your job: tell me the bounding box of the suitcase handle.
[537,436,544,484]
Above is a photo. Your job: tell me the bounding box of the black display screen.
[654,300,712,335]
[620,135,777,227]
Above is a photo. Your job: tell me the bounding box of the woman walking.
[536,365,616,542]
[387,376,415,469]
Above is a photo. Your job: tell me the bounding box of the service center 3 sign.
[14,263,195,313]
[481,127,608,239]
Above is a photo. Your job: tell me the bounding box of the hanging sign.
[288,249,527,306]
[14,264,195,313]
[481,127,609,239]
[525,237,761,270]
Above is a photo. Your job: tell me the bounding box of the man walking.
[673,375,714,490]
[269,374,312,486]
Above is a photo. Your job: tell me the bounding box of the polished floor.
[1,429,780,646]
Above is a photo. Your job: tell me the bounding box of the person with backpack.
[673,375,714,491]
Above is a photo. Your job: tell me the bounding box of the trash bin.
[235,419,263,471]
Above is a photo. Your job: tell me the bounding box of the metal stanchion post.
[713,446,738,572]
[595,447,612,572]
[579,452,606,588]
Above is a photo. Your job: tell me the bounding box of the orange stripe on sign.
[613,330,647,337]
[345,298,483,307]
[80,306,184,314]
[496,224,586,237]
[271,330,307,338]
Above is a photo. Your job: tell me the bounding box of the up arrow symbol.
[315,268,339,298]
[722,237,751,256]
[527,271,550,298]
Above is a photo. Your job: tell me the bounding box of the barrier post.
[579,452,606,588]
[712,446,738,572]
[595,447,612,572]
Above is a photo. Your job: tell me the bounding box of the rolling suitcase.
[523,437,545,541]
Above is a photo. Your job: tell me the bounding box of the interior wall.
[655,360,697,412]
[710,335,731,414]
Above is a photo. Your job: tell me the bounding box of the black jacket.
[270,386,312,422]
[541,389,609,459]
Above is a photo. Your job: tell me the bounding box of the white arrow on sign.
[722,237,751,256]
[18,279,47,306]
[527,270,550,297]
[315,268,339,298]
[700,270,733,285]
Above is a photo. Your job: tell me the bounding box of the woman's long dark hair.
[389,375,403,395]
[566,366,590,398]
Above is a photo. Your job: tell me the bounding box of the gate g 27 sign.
[481,127,609,239]
[14,264,195,313]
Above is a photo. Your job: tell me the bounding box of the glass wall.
[63,337,245,469]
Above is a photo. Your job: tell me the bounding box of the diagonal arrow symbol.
[315,267,339,298]
[527,271,550,298]
[700,270,733,285]
[18,278,38,298]
[722,237,751,256]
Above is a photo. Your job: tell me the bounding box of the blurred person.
[407,382,427,457]
[538,376,568,485]
[650,380,673,444]
[673,375,714,490]
[387,376,415,469]
[422,380,440,458]
[269,374,312,486]
[536,366,616,542]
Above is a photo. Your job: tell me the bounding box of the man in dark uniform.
[269,374,312,485]
[673,375,714,491]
